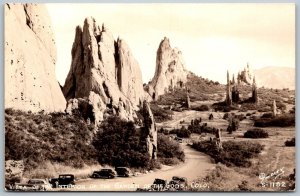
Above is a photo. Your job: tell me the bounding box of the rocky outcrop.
[147,37,187,100]
[116,39,145,106]
[237,63,253,85]
[225,71,232,106]
[141,101,157,159]
[63,17,145,124]
[251,77,258,104]
[272,100,277,117]
[231,74,240,103]
[5,3,66,112]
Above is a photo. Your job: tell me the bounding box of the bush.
[169,126,191,138]
[157,134,185,163]
[261,112,273,119]
[227,118,240,134]
[285,138,295,147]
[192,140,263,167]
[223,113,230,120]
[92,116,152,169]
[5,109,96,172]
[150,103,173,123]
[254,114,295,127]
[192,105,209,111]
[159,157,180,166]
[244,128,269,138]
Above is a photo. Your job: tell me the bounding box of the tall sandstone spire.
[251,76,258,104]
[141,100,157,159]
[146,37,187,100]
[63,17,146,125]
[5,3,66,112]
[225,70,232,106]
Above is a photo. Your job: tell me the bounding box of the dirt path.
[62,144,215,191]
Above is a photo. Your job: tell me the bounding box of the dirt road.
[64,144,215,191]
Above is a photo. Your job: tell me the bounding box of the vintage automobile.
[150,178,168,191]
[174,136,183,143]
[115,167,131,177]
[49,174,75,188]
[14,179,52,191]
[167,176,188,191]
[91,169,116,179]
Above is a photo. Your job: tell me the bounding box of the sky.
[46,3,295,85]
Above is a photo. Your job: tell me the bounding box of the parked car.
[49,174,75,188]
[91,169,116,179]
[167,176,188,191]
[174,136,183,143]
[150,178,168,191]
[14,179,52,191]
[115,167,131,177]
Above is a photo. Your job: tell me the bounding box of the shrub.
[192,140,263,167]
[157,134,185,163]
[223,113,230,119]
[244,128,269,138]
[150,103,173,123]
[261,112,273,119]
[169,126,191,138]
[254,114,295,127]
[285,138,295,147]
[188,124,201,134]
[227,117,240,134]
[5,109,96,172]
[92,116,152,169]
[192,104,209,111]
[159,157,180,166]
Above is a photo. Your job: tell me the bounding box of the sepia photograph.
[4,2,295,192]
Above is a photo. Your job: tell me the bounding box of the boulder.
[5,3,66,112]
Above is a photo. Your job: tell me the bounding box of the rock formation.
[141,101,157,159]
[273,100,277,117]
[225,71,232,106]
[184,87,191,109]
[251,76,258,104]
[63,17,146,125]
[146,37,187,100]
[231,74,240,103]
[116,39,145,106]
[215,129,223,150]
[185,93,191,109]
[5,3,66,112]
[237,63,253,85]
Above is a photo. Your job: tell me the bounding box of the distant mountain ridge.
[254,66,295,90]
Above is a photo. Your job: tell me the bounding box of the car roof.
[172,176,187,180]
